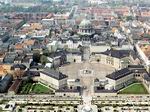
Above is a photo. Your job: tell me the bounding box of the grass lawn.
[119,83,148,94]
[18,81,53,94]
[30,83,51,94]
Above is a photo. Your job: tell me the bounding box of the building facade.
[40,69,68,89]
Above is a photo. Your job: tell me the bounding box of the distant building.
[0,0,12,4]
[106,68,134,90]
[91,49,131,69]
[66,50,82,63]
[8,79,22,95]
[143,73,150,92]
[78,19,95,36]
[0,75,13,93]
[4,52,17,64]
[106,65,147,90]
[0,64,12,76]
[136,41,150,66]
[88,0,107,5]
[58,37,82,50]
[2,101,16,112]
[12,13,49,21]
[40,68,68,89]
[47,41,59,52]
[11,0,41,7]
[47,51,66,68]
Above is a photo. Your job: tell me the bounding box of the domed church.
[78,19,95,36]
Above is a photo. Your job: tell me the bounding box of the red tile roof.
[8,79,22,92]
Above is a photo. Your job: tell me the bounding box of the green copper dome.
[79,19,92,29]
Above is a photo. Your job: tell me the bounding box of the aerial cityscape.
[1,0,150,112]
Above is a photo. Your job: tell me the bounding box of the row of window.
[93,56,114,65]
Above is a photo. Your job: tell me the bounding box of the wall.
[40,72,67,89]
[40,73,59,89]
[90,54,121,69]
[59,78,68,88]
[107,73,134,90]
[66,54,82,63]
[55,92,80,97]
[59,41,82,49]
[94,92,117,96]
[90,45,111,53]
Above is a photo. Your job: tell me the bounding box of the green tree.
[40,55,48,65]
[43,48,50,56]
[126,16,133,21]
[33,52,41,63]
